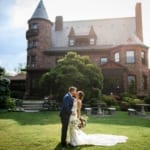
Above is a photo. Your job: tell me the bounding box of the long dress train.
[69,99,128,146]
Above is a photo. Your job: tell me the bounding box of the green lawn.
[0,111,150,150]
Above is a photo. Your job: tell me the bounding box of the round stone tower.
[25,0,52,98]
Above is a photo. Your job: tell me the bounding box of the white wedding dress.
[69,99,128,146]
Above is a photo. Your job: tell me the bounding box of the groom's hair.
[69,86,77,92]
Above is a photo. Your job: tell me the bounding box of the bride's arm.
[77,100,82,118]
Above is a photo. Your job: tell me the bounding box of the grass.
[0,111,150,150]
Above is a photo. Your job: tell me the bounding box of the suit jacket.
[60,92,74,117]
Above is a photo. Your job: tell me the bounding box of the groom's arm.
[63,95,73,114]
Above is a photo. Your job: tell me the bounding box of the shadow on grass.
[54,143,94,150]
[0,111,60,125]
[0,111,149,127]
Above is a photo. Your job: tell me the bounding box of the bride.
[69,91,128,146]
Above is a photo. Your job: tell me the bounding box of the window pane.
[69,39,75,46]
[126,51,135,63]
[33,40,37,48]
[114,52,120,62]
[128,75,136,93]
[31,23,38,29]
[128,75,135,83]
[90,38,95,45]
[143,75,147,90]
[141,51,146,65]
[100,57,108,64]
[31,56,36,67]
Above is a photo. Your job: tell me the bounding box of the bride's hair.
[78,91,84,100]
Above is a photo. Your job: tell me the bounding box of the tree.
[0,67,11,108]
[40,52,103,103]
[14,63,26,74]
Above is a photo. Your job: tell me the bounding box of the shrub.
[101,95,117,107]
[120,96,143,110]
[120,101,130,111]
[144,96,150,104]
[0,77,11,109]
[120,92,137,99]
[6,97,16,109]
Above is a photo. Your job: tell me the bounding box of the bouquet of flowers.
[70,115,88,129]
[70,118,80,129]
[78,115,88,129]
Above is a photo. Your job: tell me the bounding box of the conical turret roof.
[31,0,49,20]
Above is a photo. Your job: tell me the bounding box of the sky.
[0,0,150,75]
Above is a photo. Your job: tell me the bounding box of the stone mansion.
[25,0,150,98]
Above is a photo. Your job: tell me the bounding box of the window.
[141,51,146,65]
[143,75,147,90]
[31,23,38,30]
[128,75,136,93]
[27,56,30,67]
[28,40,32,49]
[28,40,38,49]
[32,40,38,48]
[69,39,75,46]
[76,37,89,46]
[114,52,120,62]
[90,38,95,45]
[100,57,108,64]
[126,51,135,63]
[31,56,36,67]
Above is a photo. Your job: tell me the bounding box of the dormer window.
[69,39,75,46]
[90,38,95,45]
[68,26,97,47]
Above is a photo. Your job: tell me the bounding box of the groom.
[60,86,77,147]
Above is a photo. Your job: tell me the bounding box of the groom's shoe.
[61,142,70,148]
[68,143,74,147]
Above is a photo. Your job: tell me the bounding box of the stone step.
[24,110,40,112]
[23,106,43,109]
[22,100,44,112]
[23,101,44,104]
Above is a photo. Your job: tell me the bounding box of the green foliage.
[6,97,16,109]
[40,52,103,102]
[101,95,117,107]
[120,92,137,99]
[120,96,143,110]
[0,73,11,108]
[0,66,4,76]
[144,96,150,104]
[14,63,26,74]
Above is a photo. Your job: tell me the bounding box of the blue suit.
[60,93,74,145]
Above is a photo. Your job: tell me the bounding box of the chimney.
[55,16,63,31]
[135,3,143,41]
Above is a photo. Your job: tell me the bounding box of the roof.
[31,0,49,20]
[101,61,128,70]
[7,73,26,81]
[51,17,144,49]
